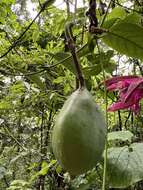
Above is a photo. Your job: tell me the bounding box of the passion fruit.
[52,87,106,175]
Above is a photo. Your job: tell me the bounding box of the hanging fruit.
[52,22,106,176]
[52,87,106,175]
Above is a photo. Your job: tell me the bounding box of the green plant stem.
[97,41,108,190]
[100,0,112,27]
[3,125,26,151]
[74,0,77,21]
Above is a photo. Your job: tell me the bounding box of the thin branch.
[100,0,112,27]
[3,176,9,187]
[0,0,53,59]
[0,43,87,77]
[74,0,77,21]
[133,59,143,76]
[38,0,42,8]
[114,0,142,14]
[3,125,27,151]
[124,111,131,129]
[64,0,70,16]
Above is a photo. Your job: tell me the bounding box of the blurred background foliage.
[1,0,143,189]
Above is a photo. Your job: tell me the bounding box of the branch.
[113,0,142,14]
[3,125,27,151]
[0,43,88,77]
[86,0,98,32]
[0,0,54,59]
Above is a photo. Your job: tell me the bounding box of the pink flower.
[105,76,143,114]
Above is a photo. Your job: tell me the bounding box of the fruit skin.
[52,88,106,175]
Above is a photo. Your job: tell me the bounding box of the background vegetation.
[1,0,143,189]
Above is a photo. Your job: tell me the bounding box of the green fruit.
[52,87,106,175]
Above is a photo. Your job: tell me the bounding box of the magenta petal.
[107,101,132,112]
[105,76,143,114]
[122,89,143,105]
[105,76,139,87]
[124,79,143,103]
[107,83,118,91]
[130,103,140,115]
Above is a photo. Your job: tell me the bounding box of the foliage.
[1,0,143,189]
[107,143,143,189]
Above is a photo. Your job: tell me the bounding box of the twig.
[38,0,42,8]
[118,110,122,130]
[133,59,143,76]
[74,0,77,21]
[100,0,112,27]
[3,125,26,151]
[64,0,70,16]
[124,111,131,129]
[114,0,142,14]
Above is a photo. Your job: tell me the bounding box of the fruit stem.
[65,22,85,88]
[97,41,108,190]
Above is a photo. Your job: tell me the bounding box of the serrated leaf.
[107,143,143,188]
[102,22,143,60]
[108,130,133,142]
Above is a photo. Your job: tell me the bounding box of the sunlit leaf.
[102,22,143,60]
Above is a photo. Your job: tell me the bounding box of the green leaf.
[27,74,45,91]
[50,44,89,73]
[7,180,31,190]
[102,7,127,29]
[53,76,65,84]
[105,7,127,20]
[83,65,101,76]
[39,160,57,176]
[102,22,143,60]
[10,81,25,95]
[83,50,115,76]
[122,13,141,24]
[52,52,75,73]
[108,130,133,142]
[32,30,39,42]
[0,100,12,110]
[107,143,143,188]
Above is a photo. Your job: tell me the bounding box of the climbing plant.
[1,0,143,189]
